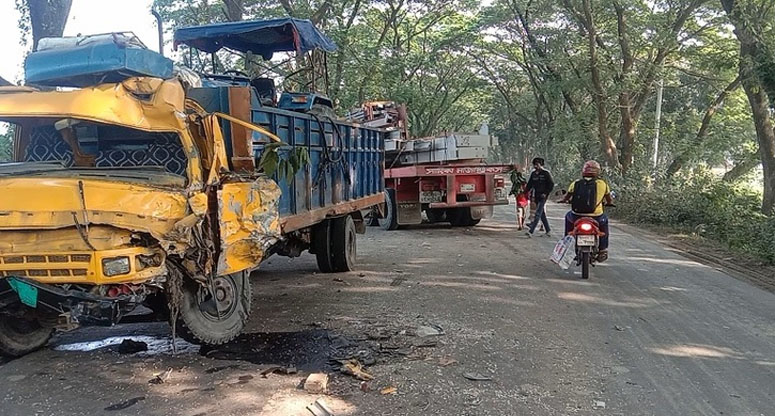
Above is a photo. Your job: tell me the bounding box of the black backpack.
[571,179,598,214]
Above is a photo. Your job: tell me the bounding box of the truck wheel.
[178,271,251,345]
[330,215,357,272]
[425,208,446,223]
[313,220,334,273]
[449,207,481,227]
[0,317,53,357]
[378,188,399,231]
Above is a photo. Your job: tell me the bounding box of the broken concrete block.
[304,373,329,394]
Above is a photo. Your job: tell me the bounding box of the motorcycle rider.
[559,160,613,262]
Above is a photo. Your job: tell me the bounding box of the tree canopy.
[153,0,774,214]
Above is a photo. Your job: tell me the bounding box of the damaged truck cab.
[0,22,384,357]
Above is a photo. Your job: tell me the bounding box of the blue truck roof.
[173,18,337,59]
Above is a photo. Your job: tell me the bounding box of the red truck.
[377,162,511,229]
[348,101,511,229]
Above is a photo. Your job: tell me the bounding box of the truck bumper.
[0,276,143,326]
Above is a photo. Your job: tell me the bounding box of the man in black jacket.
[525,157,554,237]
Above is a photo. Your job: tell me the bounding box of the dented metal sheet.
[0,78,186,132]
[0,177,188,240]
[217,176,282,275]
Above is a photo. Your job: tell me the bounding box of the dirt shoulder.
[613,221,775,293]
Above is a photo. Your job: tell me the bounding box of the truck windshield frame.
[0,117,190,185]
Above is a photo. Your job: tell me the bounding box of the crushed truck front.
[0,77,281,356]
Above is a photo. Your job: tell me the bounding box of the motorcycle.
[569,216,604,279]
[555,195,613,280]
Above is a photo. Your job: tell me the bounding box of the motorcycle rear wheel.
[580,252,590,280]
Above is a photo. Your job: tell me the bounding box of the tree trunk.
[723,151,761,182]
[222,0,244,22]
[581,0,619,168]
[613,1,635,172]
[722,0,775,215]
[665,74,743,177]
[741,51,775,214]
[27,0,73,50]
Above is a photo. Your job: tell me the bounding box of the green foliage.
[257,143,310,181]
[612,170,775,264]
[0,125,14,162]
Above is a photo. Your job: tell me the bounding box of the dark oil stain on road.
[199,329,368,372]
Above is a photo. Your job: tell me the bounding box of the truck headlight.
[102,257,131,277]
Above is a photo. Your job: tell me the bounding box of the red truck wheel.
[449,207,481,227]
[378,189,399,231]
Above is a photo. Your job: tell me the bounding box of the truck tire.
[330,215,357,272]
[425,208,446,223]
[378,188,399,231]
[313,220,334,273]
[178,271,251,345]
[0,317,53,357]
[449,207,481,227]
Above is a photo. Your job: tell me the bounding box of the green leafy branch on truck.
[257,142,311,181]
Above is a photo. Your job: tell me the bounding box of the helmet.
[582,160,601,177]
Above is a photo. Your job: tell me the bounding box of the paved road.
[1,203,774,415]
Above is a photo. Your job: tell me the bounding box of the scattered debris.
[360,381,371,392]
[438,357,458,367]
[104,396,146,411]
[358,273,366,277]
[614,325,626,331]
[117,339,148,354]
[332,278,350,285]
[307,398,336,416]
[340,360,374,381]
[593,400,606,409]
[304,373,329,394]
[237,374,253,384]
[380,386,398,395]
[148,368,173,385]
[260,366,297,378]
[463,372,493,381]
[6,375,26,382]
[414,325,444,337]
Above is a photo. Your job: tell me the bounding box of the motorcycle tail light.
[579,222,593,232]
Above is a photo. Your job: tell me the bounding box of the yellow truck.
[0,22,384,356]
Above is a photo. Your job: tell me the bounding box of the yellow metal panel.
[0,177,188,238]
[216,177,282,275]
[0,78,185,132]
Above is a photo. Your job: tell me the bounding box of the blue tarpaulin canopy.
[173,18,337,59]
[25,33,174,87]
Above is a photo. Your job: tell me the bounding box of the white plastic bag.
[551,235,576,269]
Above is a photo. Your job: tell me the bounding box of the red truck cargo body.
[381,163,510,228]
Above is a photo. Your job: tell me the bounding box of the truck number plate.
[420,191,443,203]
[460,184,475,192]
[576,235,596,246]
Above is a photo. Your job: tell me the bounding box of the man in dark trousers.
[525,157,554,237]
